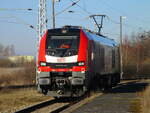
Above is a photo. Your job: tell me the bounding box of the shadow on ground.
[107,80,149,94]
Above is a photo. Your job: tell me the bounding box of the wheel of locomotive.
[93,75,100,91]
[115,74,120,86]
[111,75,117,87]
[103,76,112,90]
[84,72,91,92]
[99,77,103,89]
[117,74,121,83]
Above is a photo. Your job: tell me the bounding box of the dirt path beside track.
[71,80,149,113]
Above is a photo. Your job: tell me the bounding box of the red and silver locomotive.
[37,26,120,97]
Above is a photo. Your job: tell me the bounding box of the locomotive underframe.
[37,71,87,97]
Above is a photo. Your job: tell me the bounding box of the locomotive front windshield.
[46,36,80,57]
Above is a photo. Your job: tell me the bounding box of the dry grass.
[141,85,150,113]
[0,62,51,113]
[0,62,36,86]
[129,98,141,113]
[0,88,52,113]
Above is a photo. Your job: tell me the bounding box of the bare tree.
[3,46,11,56]
[122,31,150,77]
[0,44,4,56]
[10,44,15,56]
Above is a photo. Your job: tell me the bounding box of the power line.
[82,0,87,13]
[55,0,81,16]
[0,20,22,24]
[0,14,36,30]
[52,0,92,29]
[106,16,120,25]
[96,0,150,26]
[0,8,38,15]
[0,16,17,19]
[0,8,37,30]
[10,15,33,27]
[102,32,120,37]
[69,0,91,15]
[56,16,89,21]
[106,16,139,30]
[101,0,126,15]
[0,8,33,11]
[0,20,35,29]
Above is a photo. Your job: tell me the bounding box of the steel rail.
[14,99,58,113]
[14,94,88,113]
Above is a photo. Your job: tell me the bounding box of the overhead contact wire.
[69,0,91,15]
[55,0,81,16]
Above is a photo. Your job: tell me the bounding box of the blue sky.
[0,0,150,55]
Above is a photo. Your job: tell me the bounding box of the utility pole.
[52,0,56,28]
[120,16,126,79]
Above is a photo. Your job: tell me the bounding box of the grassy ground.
[0,88,51,113]
[129,80,150,113]
[141,85,150,113]
[129,98,141,113]
[0,66,35,86]
[0,66,51,113]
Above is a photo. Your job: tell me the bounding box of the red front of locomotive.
[36,27,89,97]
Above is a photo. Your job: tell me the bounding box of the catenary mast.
[38,0,47,41]
[36,0,47,88]
[36,0,47,75]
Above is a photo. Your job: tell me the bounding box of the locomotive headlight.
[40,62,46,66]
[78,62,85,66]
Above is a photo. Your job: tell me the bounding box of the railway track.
[14,95,87,113]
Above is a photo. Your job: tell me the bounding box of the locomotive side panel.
[90,40,116,75]
[104,45,112,74]
[84,30,120,89]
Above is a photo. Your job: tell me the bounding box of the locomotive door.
[91,40,96,74]
[87,40,95,73]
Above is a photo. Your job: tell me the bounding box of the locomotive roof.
[48,26,118,47]
[84,30,118,47]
